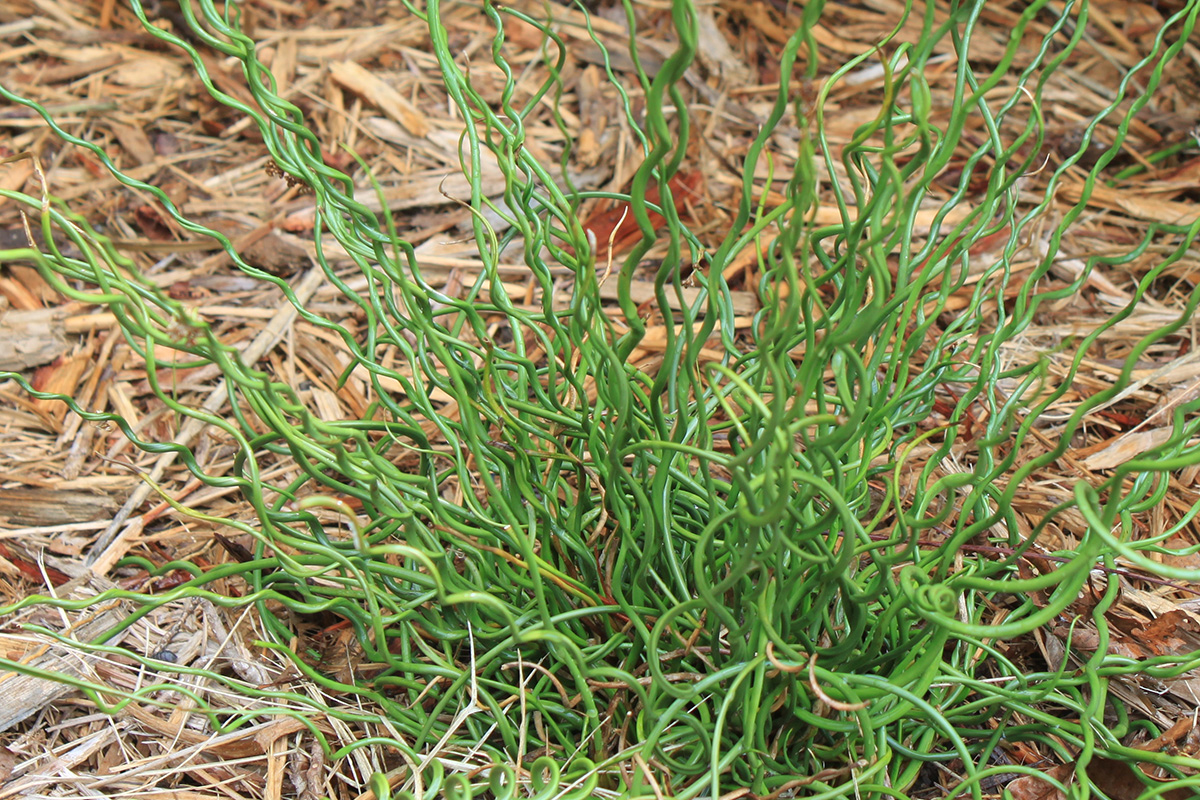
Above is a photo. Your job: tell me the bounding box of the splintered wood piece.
[0,572,132,732]
[329,61,430,138]
[0,487,119,526]
[0,307,72,370]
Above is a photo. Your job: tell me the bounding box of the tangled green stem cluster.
[5,0,1200,797]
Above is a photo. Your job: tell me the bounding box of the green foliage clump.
[5,0,1200,798]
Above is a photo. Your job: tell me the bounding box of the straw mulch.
[2,0,1200,797]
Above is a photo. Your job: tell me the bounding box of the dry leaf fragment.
[1087,756,1193,800]
[109,122,156,166]
[1005,764,1072,800]
[1004,755,1197,800]
[1131,610,1200,657]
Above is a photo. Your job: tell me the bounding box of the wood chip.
[0,307,72,370]
[329,60,430,138]
[0,572,135,732]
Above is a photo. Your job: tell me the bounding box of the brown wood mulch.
[3,0,1200,797]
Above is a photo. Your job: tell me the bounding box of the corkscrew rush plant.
[5,0,1200,797]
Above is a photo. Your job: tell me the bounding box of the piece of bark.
[0,488,118,526]
[0,307,72,371]
[0,571,133,732]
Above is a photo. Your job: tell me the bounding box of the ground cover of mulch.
[4,0,1200,797]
